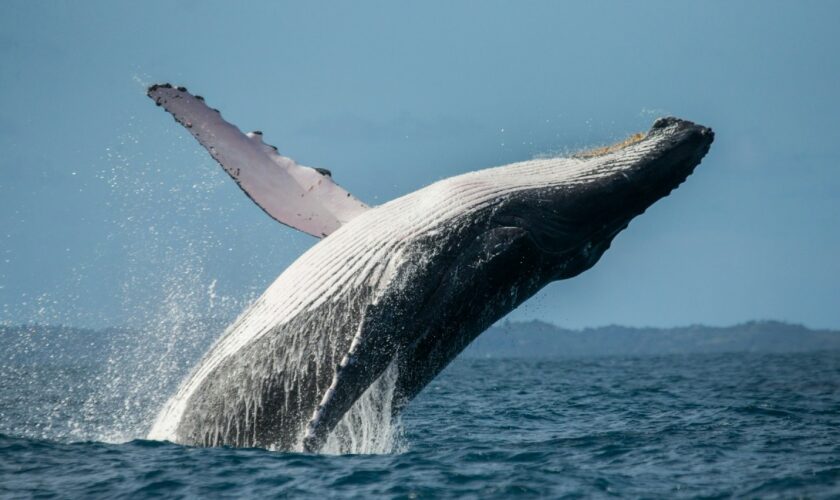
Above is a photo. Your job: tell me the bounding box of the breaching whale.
[144,83,714,452]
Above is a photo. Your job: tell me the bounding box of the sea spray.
[71,131,245,442]
[150,290,409,455]
[0,128,256,443]
[320,361,406,455]
[2,123,404,453]
[99,130,403,453]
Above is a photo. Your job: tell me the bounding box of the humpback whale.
[144,84,714,452]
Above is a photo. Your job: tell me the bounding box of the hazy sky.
[1,1,838,329]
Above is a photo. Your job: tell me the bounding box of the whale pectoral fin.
[147,83,370,238]
[301,331,397,452]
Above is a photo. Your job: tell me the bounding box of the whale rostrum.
[145,84,714,452]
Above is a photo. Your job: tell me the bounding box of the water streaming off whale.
[0,128,407,454]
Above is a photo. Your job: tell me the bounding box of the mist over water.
[322,362,406,455]
[74,132,245,443]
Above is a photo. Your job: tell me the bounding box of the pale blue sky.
[1,1,838,329]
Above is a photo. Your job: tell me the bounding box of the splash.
[3,121,403,455]
[68,130,246,442]
[75,266,232,443]
[320,361,406,455]
[147,287,409,455]
[0,127,250,443]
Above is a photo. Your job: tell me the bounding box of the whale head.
[488,117,714,281]
[389,117,714,412]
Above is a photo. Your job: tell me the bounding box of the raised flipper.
[147,84,370,238]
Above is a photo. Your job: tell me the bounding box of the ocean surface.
[2,351,840,498]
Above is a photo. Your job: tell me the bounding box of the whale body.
[144,84,714,452]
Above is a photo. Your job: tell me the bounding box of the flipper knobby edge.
[147,83,369,238]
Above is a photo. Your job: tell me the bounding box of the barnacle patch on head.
[575,132,646,159]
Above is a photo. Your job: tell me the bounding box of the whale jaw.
[561,117,713,277]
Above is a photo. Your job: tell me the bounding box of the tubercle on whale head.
[576,116,714,221]
[575,117,714,221]
[505,117,715,281]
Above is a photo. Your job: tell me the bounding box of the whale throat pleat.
[146,84,370,238]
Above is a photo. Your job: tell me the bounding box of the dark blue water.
[3,352,840,498]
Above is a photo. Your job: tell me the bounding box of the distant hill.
[3,320,839,364]
[464,320,840,358]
